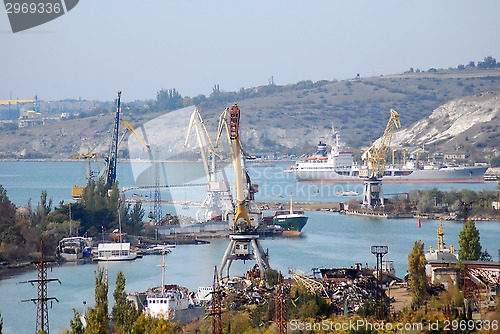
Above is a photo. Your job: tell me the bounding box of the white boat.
[139,244,175,255]
[336,190,359,196]
[293,128,488,182]
[143,252,194,320]
[57,236,93,261]
[95,202,138,261]
[95,242,137,261]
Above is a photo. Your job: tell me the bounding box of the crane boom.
[362,109,400,178]
[120,118,151,152]
[185,108,231,222]
[185,108,217,180]
[215,104,253,231]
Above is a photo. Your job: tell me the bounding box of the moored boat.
[95,242,137,261]
[56,236,93,261]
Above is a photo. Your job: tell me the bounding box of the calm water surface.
[0,161,498,333]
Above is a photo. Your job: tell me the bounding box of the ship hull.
[295,166,488,183]
[272,215,308,236]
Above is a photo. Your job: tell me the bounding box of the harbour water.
[0,160,499,333]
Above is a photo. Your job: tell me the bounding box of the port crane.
[215,103,270,280]
[360,108,400,208]
[184,108,231,223]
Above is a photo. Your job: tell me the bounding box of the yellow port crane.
[215,103,270,280]
[361,108,400,179]
[360,109,400,208]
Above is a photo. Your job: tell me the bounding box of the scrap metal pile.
[327,276,381,314]
[315,266,389,315]
[207,265,390,317]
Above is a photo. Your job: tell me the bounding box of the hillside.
[392,90,500,155]
[0,68,499,163]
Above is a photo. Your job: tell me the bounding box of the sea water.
[0,160,498,333]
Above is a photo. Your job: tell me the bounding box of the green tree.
[155,88,183,111]
[458,219,482,261]
[112,272,138,333]
[286,283,330,320]
[130,313,178,333]
[0,185,31,262]
[68,309,84,334]
[127,202,145,234]
[0,185,16,239]
[85,268,109,333]
[477,56,498,69]
[75,180,120,234]
[408,240,427,308]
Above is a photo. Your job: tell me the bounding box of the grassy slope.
[1,69,499,160]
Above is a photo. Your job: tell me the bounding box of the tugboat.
[271,194,308,237]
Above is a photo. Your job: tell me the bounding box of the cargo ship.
[293,130,488,182]
[270,194,308,237]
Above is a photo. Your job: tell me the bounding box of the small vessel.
[56,236,93,261]
[95,242,137,261]
[271,194,308,237]
[95,203,138,261]
[143,251,195,320]
[336,190,359,196]
[138,244,175,256]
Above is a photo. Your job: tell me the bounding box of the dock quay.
[257,201,342,212]
[344,210,414,219]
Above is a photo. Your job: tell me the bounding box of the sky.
[1,0,500,102]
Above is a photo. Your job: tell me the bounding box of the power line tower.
[21,242,60,333]
[206,266,222,334]
[275,272,287,334]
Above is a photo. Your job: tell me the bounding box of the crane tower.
[215,104,270,280]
